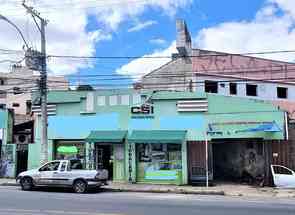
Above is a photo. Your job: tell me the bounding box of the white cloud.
[0,0,192,75]
[149,38,167,45]
[128,20,158,33]
[116,0,295,80]
[116,41,176,80]
[97,0,193,30]
[195,0,295,62]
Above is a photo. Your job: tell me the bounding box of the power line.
[0,0,150,16]
[1,46,295,60]
[0,48,24,53]
[6,76,295,92]
[46,50,295,60]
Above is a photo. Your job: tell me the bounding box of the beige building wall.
[0,66,69,115]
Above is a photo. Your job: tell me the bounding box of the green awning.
[128,130,187,144]
[57,146,78,154]
[86,130,127,143]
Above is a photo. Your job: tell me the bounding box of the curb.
[103,188,225,196]
[0,182,19,186]
[1,183,225,196]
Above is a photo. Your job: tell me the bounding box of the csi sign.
[131,105,154,114]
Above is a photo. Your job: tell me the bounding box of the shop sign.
[131,105,154,119]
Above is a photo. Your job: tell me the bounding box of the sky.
[1,0,295,87]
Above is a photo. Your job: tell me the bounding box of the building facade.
[139,19,295,173]
[140,20,295,117]
[0,108,14,178]
[27,89,286,185]
[0,65,68,117]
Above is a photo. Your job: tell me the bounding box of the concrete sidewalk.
[1,178,295,198]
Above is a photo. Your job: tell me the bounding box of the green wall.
[28,90,286,184]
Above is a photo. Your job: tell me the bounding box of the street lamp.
[0,14,29,49]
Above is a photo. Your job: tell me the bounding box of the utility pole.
[23,1,49,164]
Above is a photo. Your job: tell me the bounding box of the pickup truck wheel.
[73,180,87,193]
[20,177,33,191]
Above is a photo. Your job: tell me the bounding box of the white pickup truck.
[16,160,108,193]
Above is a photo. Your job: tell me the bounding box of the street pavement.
[0,186,294,215]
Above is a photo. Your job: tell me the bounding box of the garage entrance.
[212,139,265,184]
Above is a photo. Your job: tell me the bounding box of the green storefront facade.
[28,90,287,185]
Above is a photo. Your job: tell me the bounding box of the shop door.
[188,141,213,185]
[16,144,28,176]
[95,144,113,180]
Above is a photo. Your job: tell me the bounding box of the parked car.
[16,160,108,193]
[270,164,295,188]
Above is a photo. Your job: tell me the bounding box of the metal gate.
[187,141,213,184]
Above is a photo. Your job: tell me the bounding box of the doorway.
[95,144,113,180]
[16,145,28,176]
[187,141,213,185]
[212,140,265,184]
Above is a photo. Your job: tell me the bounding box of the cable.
[9,76,295,92]
[46,50,295,60]
[1,46,295,60]
[0,48,23,53]
[1,0,150,16]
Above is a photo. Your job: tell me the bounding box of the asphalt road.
[0,186,294,215]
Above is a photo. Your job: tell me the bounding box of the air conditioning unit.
[14,134,31,144]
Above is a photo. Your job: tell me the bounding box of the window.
[0,90,7,99]
[55,142,86,168]
[273,166,293,175]
[137,143,182,175]
[277,87,288,99]
[229,83,237,95]
[109,95,118,106]
[12,103,20,107]
[39,161,60,171]
[70,160,83,170]
[204,81,218,93]
[246,84,257,96]
[26,101,32,115]
[120,95,130,105]
[60,162,67,172]
[0,79,5,85]
[97,96,106,106]
[86,92,94,112]
[13,87,22,95]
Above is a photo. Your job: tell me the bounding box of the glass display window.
[137,143,182,181]
[55,141,86,168]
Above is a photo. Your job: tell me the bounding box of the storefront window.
[55,142,86,168]
[137,143,182,181]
